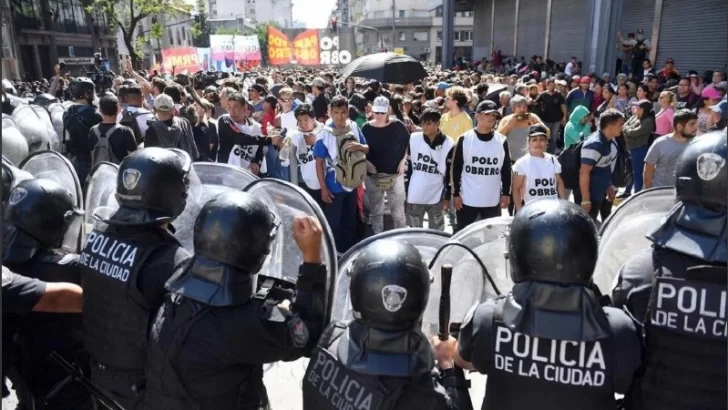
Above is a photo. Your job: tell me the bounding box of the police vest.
[302,322,450,410]
[12,251,84,353]
[407,133,454,205]
[144,295,266,410]
[476,298,635,410]
[80,226,178,371]
[291,129,321,190]
[460,131,505,207]
[629,249,727,410]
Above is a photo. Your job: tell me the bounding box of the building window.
[181,28,186,40]
[363,33,370,43]
[453,31,459,41]
[398,31,405,41]
[461,30,472,41]
[413,31,427,42]
[398,10,404,18]
[437,30,442,41]
[169,28,174,45]
[435,6,442,17]
[463,11,473,17]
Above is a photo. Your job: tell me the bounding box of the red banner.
[267,26,293,65]
[161,47,201,74]
[267,27,320,66]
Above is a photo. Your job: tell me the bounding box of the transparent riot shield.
[12,105,58,154]
[84,162,120,232]
[594,187,676,292]
[2,114,29,166]
[19,150,84,253]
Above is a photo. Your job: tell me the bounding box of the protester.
[622,99,656,195]
[643,109,698,189]
[511,124,565,212]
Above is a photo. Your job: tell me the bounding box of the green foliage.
[214,27,242,35]
[191,0,210,47]
[90,0,192,65]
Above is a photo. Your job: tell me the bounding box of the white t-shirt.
[512,153,561,204]
[117,106,152,139]
[227,117,267,173]
[290,127,322,190]
[460,130,506,207]
[407,133,454,205]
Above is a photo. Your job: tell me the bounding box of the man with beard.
[644,109,698,189]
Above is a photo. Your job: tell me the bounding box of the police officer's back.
[612,129,727,410]
[438,200,642,410]
[79,147,192,409]
[62,77,102,184]
[303,240,469,410]
[3,178,90,409]
[144,192,328,409]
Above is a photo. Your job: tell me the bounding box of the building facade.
[430,7,473,63]
[123,9,194,69]
[9,0,117,81]
[358,0,432,58]
[467,0,726,75]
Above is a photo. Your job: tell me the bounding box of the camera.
[87,52,115,91]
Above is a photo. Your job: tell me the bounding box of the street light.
[338,20,385,52]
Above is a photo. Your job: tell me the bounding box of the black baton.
[47,351,126,410]
[438,264,453,341]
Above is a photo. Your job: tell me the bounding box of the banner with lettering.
[209,35,261,72]
[161,47,200,74]
[267,27,355,66]
[267,26,293,65]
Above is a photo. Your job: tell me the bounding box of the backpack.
[119,109,144,144]
[632,39,647,60]
[558,139,587,190]
[90,124,121,166]
[611,147,633,188]
[331,126,367,190]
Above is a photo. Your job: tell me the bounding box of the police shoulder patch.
[287,316,310,348]
[696,152,725,181]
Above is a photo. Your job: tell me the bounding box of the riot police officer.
[303,239,472,410]
[1,160,33,206]
[612,129,727,410]
[62,77,102,184]
[80,147,192,409]
[144,191,328,409]
[2,178,91,409]
[435,199,642,410]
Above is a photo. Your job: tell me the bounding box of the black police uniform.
[62,78,102,184]
[2,178,91,409]
[144,191,328,409]
[458,200,642,410]
[303,240,470,410]
[2,266,46,315]
[80,148,192,410]
[612,130,727,410]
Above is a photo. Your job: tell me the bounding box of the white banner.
[210,34,261,72]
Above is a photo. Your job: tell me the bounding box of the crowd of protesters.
[3,49,726,253]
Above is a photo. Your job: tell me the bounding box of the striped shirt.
[580,131,618,200]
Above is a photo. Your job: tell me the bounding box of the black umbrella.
[340,52,428,84]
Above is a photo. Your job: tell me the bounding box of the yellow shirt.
[439,111,473,141]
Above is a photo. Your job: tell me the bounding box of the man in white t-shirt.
[405,109,454,230]
[512,124,566,213]
[288,103,327,208]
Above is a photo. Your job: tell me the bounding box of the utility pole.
[391,0,396,49]
[442,0,454,68]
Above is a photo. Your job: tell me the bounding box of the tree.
[243,21,280,66]
[189,0,210,48]
[92,0,192,67]
[214,27,242,36]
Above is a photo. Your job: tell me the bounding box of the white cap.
[372,96,390,113]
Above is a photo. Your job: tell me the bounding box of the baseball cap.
[154,94,174,112]
[555,79,567,86]
[372,96,390,113]
[716,81,728,91]
[665,58,675,64]
[579,76,591,84]
[571,75,581,83]
[709,99,728,120]
[475,100,499,115]
[528,124,550,138]
[702,87,722,100]
[436,81,450,90]
[311,77,326,88]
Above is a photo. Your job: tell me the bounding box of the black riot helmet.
[649,129,727,263]
[193,191,277,273]
[349,240,430,331]
[509,199,599,286]
[1,161,32,204]
[33,93,58,107]
[69,77,95,103]
[675,129,727,211]
[3,178,82,247]
[111,148,191,225]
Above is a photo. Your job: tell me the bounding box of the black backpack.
[632,39,647,60]
[119,109,144,144]
[558,140,587,190]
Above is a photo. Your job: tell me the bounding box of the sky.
[292,0,337,28]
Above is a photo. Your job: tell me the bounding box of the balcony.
[361,10,432,28]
